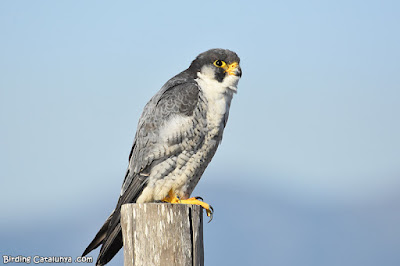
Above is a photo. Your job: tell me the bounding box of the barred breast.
[136,88,233,203]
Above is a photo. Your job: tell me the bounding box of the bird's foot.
[180,197,214,222]
[162,190,181,204]
[162,191,214,222]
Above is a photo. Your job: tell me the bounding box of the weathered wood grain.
[121,203,204,266]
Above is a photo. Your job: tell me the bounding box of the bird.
[82,48,242,265]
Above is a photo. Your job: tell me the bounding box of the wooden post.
[120,203,204,266]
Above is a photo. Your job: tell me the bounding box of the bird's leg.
[162,190,180,204]
[162,190,214,222]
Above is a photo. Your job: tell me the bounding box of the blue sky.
[1,1,399,265]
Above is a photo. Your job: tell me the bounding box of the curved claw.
[206,204,214,223]
[166,193,214,222]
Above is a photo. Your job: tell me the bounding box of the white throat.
[195,66,240,129]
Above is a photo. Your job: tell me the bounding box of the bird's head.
[189,49,242,91]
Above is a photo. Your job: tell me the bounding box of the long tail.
[95,222,123,265]
[82,171,148,265]
[82,209,123,266]
[82,211,114,257]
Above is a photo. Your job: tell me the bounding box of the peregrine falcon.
[82,49,242,265]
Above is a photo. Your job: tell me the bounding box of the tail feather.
[82,211,114,257]
[83,171,148,265]
[95,224,123,266]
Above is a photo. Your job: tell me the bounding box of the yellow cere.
[225,62,239,76]
[213,60,239,76]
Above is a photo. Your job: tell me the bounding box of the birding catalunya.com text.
[2,255,93,264]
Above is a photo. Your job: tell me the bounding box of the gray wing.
[122,78,200,194]
[92,78,201,265]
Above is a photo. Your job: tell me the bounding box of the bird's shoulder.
[128,71,202,172]
[138,72,200,132]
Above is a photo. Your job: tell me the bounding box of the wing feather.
[86,76,201,265]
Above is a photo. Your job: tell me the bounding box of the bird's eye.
[213,60,226,68]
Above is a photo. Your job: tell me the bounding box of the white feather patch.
[195,65,239,129]
[159,115,193,142]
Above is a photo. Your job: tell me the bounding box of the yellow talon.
[162,190,180,203]
[162,191,214,222]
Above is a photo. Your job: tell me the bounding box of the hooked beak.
[224,62,242,77]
